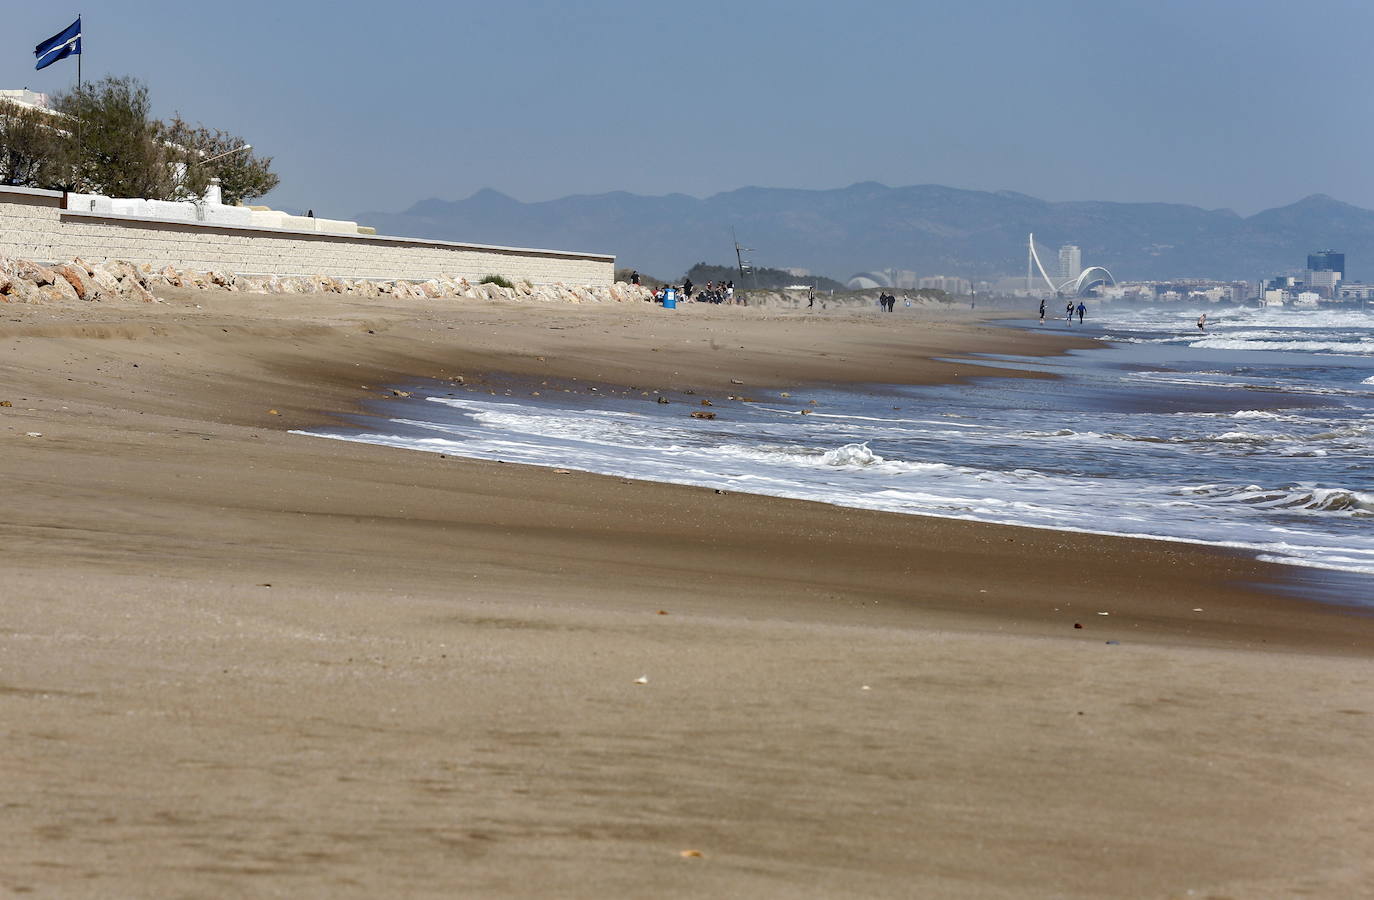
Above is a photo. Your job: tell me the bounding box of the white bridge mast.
[1027,233,1062,295]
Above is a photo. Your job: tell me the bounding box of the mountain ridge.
[360,184,1374,283]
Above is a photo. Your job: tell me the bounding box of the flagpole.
[76,14,83,177]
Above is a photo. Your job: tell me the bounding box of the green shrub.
[480,274,514,289]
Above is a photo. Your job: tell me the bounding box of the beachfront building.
[917,275,972,295]
[1105,280,1255,304]
[0,89,56,113]
[1306,269,1340,298]
[1337,282,1374,303]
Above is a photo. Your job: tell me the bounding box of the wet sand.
[2,289,1372,897]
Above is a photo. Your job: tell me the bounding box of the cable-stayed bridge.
[1027,233,1115,297]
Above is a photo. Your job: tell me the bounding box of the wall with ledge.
[0,186,614,286]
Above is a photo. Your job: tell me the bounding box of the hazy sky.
[4,1,1370,217]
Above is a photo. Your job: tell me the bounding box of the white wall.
[0,186,614,286]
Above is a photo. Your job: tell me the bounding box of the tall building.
[1308,270,1340,294]
[1307,250,1345,276]
[1058,244,1081,281]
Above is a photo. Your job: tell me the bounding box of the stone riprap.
[0,186,614,288]
[0,254,652,305]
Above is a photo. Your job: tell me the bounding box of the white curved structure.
[1027,234,1116,296]
[1072,265,1115,295]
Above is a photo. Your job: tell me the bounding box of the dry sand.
[1,289,1371,898]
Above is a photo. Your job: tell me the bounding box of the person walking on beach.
[1039,298,1046,324]
[1066,301,1074,323]
[683,277,693,301]
[1076,302,1086,323]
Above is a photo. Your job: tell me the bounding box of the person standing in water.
[1197,313,1207,331]
[1076,301,1086,323]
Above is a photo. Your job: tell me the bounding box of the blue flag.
[35,17,82,71]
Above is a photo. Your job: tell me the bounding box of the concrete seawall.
[0,186,614,287]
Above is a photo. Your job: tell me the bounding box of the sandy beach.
[3,288,1372,897]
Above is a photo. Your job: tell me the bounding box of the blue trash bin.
[663,287,677,309]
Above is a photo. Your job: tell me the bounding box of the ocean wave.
[1183,483,1374,516]
[820,442,882,466]
[1098,335,1179,344]
[1211,431,1275,443]
[1019,428,1102,439]
[1105,307,1374,332]
[1188,337,1374,354]
[714,441,957,476]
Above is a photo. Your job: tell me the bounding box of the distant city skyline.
[4,1,1374,220]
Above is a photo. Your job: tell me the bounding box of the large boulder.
[6,279,47,303]
[15,259,58,286]
[88,264,123,296]
[127,282,157,303]
[54,264,92,300]
[107,260,145,286]
[40,280,80,303]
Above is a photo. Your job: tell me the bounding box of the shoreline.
[308,312,1372,610]
[313,374,1374,616]
[5,288,1373,896]
[2,287,1368,648]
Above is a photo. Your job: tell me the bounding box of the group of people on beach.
[1038,298,1087,324]
[691,280,737,304]
[877,291,901,312]
[643,276,738,305]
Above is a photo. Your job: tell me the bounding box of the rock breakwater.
[0,256,650,305]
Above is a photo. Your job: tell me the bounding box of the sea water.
[298,305,1374,598]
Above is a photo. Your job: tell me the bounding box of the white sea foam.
[1190,337,1374,354]
[294,307,1374,586]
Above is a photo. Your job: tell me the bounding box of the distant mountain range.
[357,183,1374,284]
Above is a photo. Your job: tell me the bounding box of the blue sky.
[4,1,1370,218]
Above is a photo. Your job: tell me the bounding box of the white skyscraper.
[1058,245,1082,282]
